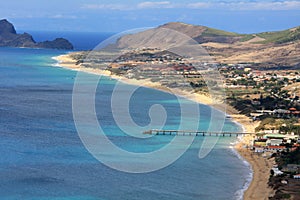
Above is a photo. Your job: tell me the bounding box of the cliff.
[0,19,73,50]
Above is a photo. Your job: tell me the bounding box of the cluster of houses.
[250,70,300,81]
[251,108,300,119]
[294,174,300,179]
[252,132,300,179]
[252,133,300,153]
[271,164,300,178]
[221,65,300,88]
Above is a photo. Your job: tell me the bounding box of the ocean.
[28,31,114,50]
[0,32,252,200]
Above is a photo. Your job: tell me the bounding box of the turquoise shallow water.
[0,46,252,200]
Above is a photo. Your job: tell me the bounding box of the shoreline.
[53,53,274,200]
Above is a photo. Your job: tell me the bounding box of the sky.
[1,0,300,33]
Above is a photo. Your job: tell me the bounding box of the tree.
[270,169,274,177]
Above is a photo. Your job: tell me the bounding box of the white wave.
[50,56,61,67]
[228,140,253,200]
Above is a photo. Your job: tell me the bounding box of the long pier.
[143,129,254,137]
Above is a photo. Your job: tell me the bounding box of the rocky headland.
[0,19,73,50]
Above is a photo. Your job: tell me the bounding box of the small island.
[0,19,73,50]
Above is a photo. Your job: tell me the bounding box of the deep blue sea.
[0,33,252,200]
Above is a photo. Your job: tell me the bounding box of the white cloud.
[82,1,177,11]
[187,2,212,9]
[81,4,129,10]
[188,1,300,10]
[237,1,300,11]
[50,14,78,19]
[137,1,173,9]
[81,1,300,11]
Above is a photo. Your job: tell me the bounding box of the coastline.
[233,117,275,200]
[53,53,274,200]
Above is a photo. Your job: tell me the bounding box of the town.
[72,48,300,194]
[71,47,300,198]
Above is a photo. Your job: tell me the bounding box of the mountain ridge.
[116,22,300,67]
[159,22,300,44]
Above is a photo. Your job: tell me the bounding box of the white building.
[266,139,283,146]
[254,147,264,153]
[293,174,300,179]
[272,168,284,176]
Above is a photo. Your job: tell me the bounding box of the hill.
[116,22,300,67]
[0,19,73,50]
[257,27,300,44]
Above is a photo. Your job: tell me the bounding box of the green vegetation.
[202,27,239,37]
[239,34,256,42]
[109,68,124,75]
[198,25,300,44]
[277,147,300,166]
[269,191,291,200]
[254,118,300,134]
[257,27,300,44]
[255,117,276,132]
[229,98,255,115]
[280,124,300,135]
[70,52,89,65]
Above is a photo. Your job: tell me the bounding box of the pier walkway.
[143,129,254,137]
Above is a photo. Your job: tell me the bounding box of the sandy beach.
[234,117,275,200]
[53,53,274,200]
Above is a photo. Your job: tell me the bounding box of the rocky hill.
[116,22,300,67]
[0,19,73,50]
